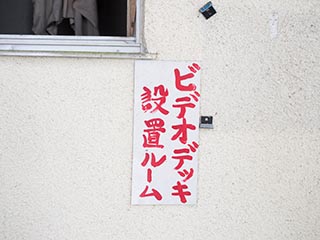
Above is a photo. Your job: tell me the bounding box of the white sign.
[132,60,201,205]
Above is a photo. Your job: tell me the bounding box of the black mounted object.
[199,116,214,129]
[199,1,216,20]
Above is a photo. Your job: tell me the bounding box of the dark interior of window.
[0,0,127,36]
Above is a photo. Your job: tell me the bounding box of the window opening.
[0,0,135,37]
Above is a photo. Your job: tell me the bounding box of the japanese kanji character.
[171,118,196,144]
[141,85,169,115]
[171,181,191,203]
[143,118,166,148]
[140,185,162,201]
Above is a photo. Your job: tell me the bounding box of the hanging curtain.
[32,0,99,36]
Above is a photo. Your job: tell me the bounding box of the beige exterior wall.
[1,0,319,239]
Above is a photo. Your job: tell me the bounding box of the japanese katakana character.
[172,153,193,170]
[141,153,167,167]
[140,185,162,201]
[171,118,196,144]
[172,96,196,119]
[141,153,167,183]
[172,142,199,169]
[171,181,191,203]
[174,63,200,91]
[177,168,194,182]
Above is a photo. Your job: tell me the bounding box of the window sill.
[0,34,153,59]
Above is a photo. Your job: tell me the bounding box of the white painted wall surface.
[0,0,319,239]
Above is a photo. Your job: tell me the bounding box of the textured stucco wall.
[1,0,319,239]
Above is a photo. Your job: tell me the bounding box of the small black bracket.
[199,116,213,129]
[199,2,217,20]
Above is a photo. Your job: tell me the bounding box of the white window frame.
[0,0,144,58]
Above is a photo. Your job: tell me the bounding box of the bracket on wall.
[199,116,213,129]
[199,1,216,20]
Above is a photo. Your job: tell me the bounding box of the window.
[0,0,143,57]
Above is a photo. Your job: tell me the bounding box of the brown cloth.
[32,0,99,36]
